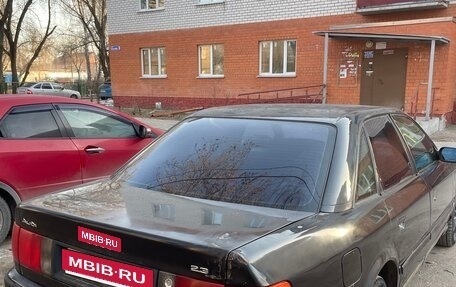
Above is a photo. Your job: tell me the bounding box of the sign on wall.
[339,59,358,86]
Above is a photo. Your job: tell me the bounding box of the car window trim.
[388,113,418,174]
[359,115,387,196]
[354,129,381,202]
[8,104,54,114]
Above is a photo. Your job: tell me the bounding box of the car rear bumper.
[4,268,42,287]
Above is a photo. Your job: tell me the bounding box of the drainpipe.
[322,33,329,104]
[425,40,436,121]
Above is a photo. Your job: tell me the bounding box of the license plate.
[62,249,154,287]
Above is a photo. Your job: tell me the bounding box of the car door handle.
[84,146,105,154]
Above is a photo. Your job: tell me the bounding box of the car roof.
[20,82,36,86]
[0,94,106,116]
[189,104,401,124]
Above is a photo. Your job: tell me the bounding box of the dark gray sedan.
[5,104,456,287]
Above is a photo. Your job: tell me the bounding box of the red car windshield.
[119,118,336,212]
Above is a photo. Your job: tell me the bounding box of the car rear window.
[120,118,336,212]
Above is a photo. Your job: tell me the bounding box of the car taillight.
[12,223,52,275]
[268,282,292,287]
[26,89,33,94]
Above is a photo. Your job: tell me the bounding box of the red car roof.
[0,94,149,128]
[0,95,85,114]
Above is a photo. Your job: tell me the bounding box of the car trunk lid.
[16,181,314,285]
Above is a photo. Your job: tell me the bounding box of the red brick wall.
[110,7,456,119]
[110,19,328,109]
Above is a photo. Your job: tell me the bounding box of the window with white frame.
[198,0,224,4]
[140,0,165,10]
[198,44,224,76]
[141,47,166,77]
[260,40,296,76]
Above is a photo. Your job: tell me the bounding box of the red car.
[0,95,163,243]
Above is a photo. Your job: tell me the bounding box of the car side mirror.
[439,147,456,162]
[138,125,154,138]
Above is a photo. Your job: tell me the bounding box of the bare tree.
[60,0,109,81]
[56,34,85,77]
[150,138,314,210]
[0,0,56,92]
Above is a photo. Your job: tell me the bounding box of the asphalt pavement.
[138,117,179,131]
[0,238,11,287]
[430,124,456,148]
[1,121,456,287]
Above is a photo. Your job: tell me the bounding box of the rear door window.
[121,118,336,212]
[364,115,412,189]
[0,105,62,138]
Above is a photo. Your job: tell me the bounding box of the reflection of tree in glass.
[213,44,224,75]
[153,139,257,202]
[40,183,125,216]
[150,138,317,211]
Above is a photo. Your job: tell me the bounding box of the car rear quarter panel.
[228,196,397,286]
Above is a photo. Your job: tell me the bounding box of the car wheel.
[0,197,12,244]
[437,209,456,247]
[70,94,78,99]
[373,275,387,287]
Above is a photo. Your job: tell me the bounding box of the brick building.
[107,0,456,121]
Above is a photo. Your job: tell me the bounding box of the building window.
[198,44,224,77]
[141,47,167,77]
[197,0,224,5]
[260,40,296,76]
[140,0,165,10]
[202,210,223,225]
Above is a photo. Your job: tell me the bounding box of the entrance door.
[360,48,408,109]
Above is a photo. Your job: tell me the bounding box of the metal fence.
[0,81,100,98]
